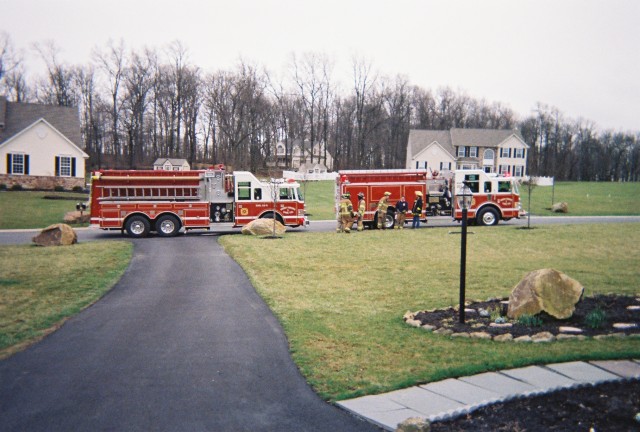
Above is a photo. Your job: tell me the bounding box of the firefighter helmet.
[357,192,364,198]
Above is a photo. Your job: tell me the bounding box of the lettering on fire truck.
[336,169,524,228]
[88,166,307,238]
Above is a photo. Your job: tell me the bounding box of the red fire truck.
[336,169,524,228]
[89,165,307,237]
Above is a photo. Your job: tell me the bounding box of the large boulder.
[551,202,569,213]
[241,218,287,236]
[32,223,78,246]
[507,269,584,319]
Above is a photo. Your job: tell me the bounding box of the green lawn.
[513,181,639,216]
[300,180,336,221]
[0,191,89,229]
[0,241,132,359]
[220,223,640,401]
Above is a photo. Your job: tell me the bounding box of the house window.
[514,148,525,158]
[439,162,451,170]
[457,146,466,157]
[8,153,28,175]
[483,149,494,161]
[469,147,478,158]
[58,156,72,177]
[500,148,512,158]
[513,166,524,177]
[499,165,510,175]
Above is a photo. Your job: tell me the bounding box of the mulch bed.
[430,379,640,431]
[411,294,640,431]
[412,294,640,338]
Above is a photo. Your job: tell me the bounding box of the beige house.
[0,97,88,189]
[406,128,529,178]
[271,139,333,172]
[153,158,191,171]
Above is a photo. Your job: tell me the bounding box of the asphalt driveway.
[0,235,378,431]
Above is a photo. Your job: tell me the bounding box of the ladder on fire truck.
[97,185,201,201]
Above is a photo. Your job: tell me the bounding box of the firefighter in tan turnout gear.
[337,193,354,233]
[356,192,366,231]
[376,192,391,229]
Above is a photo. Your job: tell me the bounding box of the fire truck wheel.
[477,207,499,226]
[156,214,182,237]
[125,216,151,238]
[374,211,395,229]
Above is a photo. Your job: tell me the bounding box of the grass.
[520,181,640,216]
[219,223,640,401]
[0,241,132,359]
[0,191,89,229]
[300,180,336,221]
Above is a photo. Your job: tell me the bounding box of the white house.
[271,139,334,172]
[153,158,191,171]
[406,128,529,178]
[0,97,88,189]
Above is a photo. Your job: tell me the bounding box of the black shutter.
[24,155,29,175]
[71,157,76,177]
[55,156,60,176]
[6,154,11,174]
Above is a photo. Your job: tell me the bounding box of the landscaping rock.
[32,223,77,246]
[507,269,584,320]
[63,210,91,224]
[514,335,532,343]
[470,331,492,339]
[532,331,555,342]
[559,326,583,334]
[396,416,431,432]
[241,218,286,236]
[551,202,569,213]
[493,333,513,342]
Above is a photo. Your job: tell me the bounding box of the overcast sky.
[1,0,639,131]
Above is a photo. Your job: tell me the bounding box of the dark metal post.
[459,206,468,324]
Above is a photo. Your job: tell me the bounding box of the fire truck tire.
[125,215,151,238]
[477,207,500,226]
[156,214,182,237]
[260,212,285,225]
[374,211,395,229]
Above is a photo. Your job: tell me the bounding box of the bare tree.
[32,40,77,107]
[93,39,126,166]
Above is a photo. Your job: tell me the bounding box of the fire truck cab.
[89,166,307,237]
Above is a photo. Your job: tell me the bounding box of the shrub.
[0,183,7,190]
[585,307,607,329]
[517,314,543,327]
[488,305,502,321]
[10,184,23,191]
[72,185,84,192]
[53,185,65,192]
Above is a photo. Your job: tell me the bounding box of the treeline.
[1,35,639,181]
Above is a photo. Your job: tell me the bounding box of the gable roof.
[407,130,455,160]
[0,97,83,148]
[450,128,527,148]
[408,128,527,162]
[153,158,189,166]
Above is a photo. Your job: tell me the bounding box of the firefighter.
[337,193,353,233]
[356,192,366,231]
[394,196,408,229]
[376,192,391,229]
[412,191,423,228]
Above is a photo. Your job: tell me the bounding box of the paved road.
[2,215,639,245]
[0,235,378,431]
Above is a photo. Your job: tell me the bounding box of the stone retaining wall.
[0,174,85,191]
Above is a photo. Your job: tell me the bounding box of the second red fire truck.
[89,165,307,237]
[336,169,524,228]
